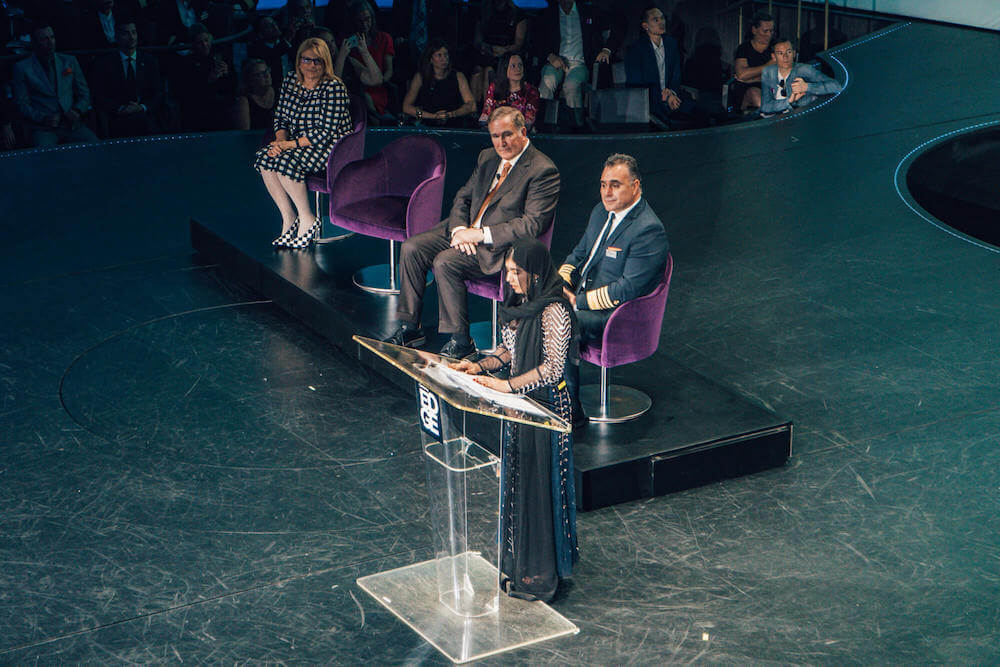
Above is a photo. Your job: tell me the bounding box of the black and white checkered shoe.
[286,218,321,249]
[272,219,298,247]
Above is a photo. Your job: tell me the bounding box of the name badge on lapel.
[605,246,621,259]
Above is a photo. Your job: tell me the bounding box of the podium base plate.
[357,554,578,664]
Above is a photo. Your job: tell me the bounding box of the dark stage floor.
[2,21,999,663]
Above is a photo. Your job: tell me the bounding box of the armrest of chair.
[325,128,366,193]
[329,152,387,210]
[597,284,668,368]
[405,169,446,237]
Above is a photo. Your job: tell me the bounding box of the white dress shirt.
[456,139,531,245]
[558,2,585,64]
[651,38,666,91]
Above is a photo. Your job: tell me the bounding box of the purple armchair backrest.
[591,253,673,368]
[324,96,368,192]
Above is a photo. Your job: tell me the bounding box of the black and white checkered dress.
[252,71,351,182]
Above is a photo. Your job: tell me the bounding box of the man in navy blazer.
[559,153,668,420]
[625,6,690,126]
[11,24,98,146]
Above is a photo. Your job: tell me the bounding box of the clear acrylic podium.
[353,336,579,663]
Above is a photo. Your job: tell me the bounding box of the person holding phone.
[759,37,841,117]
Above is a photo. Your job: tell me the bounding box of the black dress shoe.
[383,325,426,348]
[439,337,477,360]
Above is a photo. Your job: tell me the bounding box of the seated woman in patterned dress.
[252,37,352,249]
[449,238,579,603]
[479,52,538,130]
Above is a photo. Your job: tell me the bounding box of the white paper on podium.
[420,361,553,418]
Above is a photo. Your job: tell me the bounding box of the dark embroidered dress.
[252,71,351,181]
[477,239,579,603]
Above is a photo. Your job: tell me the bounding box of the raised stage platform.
[191,217,792,511]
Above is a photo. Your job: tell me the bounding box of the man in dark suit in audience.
[625,6,693,127]
[385,106,561,359]
[559,153,668,420]
[11,24,98,146]
[79,0,121,51]
[91,21,162,137]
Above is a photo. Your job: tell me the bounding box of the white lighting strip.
[892,119,1000,254]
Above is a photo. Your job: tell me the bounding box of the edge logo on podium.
[417,383,442,441]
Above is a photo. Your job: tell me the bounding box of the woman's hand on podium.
[473,375,512,393]
[449,359,482,374]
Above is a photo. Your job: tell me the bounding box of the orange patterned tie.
[473,162,512,228]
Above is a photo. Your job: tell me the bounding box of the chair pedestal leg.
[579,367,652,423]
[353,241,433,295]
[353,240,400,294]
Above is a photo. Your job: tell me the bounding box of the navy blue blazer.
[625,36,682,97]
[559,198,668,311]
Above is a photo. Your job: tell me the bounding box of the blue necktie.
[579,213,614,286]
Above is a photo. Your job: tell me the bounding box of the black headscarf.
[499,238,578,396]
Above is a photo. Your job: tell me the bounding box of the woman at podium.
[450,238,579,602]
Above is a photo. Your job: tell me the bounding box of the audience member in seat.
[625,6,691,127]
[345,0,394,123]
[91,21,162,137]
[247,16,291,81]
[251,37,351,249]
[11,24,98,146]
[479,52,538,130]
[470,0,527,104]
[281,0,316,46]
[448,238,578,604]
[682,27,730,115]
[157,0,204,45]
[234,58,275,131]
[557,153,668,421]
[759,38,842,117]
[80,0,121,51]
[731,11,774,110]
[401,39,477,127]
[536,0,626,132]
[171,27,237,131]
[1,81,19,150]
[384,106,560,360]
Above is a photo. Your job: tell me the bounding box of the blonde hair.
[295,37,339,84]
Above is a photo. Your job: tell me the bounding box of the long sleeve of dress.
[272,74,294,134]
[505,303,572,393]
[303,79,350,147]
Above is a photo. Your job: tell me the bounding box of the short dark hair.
[771,36,797,51]
[751,12,773,29]
[640,5,661,24]
[604,153,640,182]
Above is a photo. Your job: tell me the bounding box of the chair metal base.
[353,264,434,295]
[580,383,652,423]
[353,263,400,294]
[316,221,354,244]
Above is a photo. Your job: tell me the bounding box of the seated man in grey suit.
[558,153,669,421]
[12,24,98,147]
[385,106,561,359]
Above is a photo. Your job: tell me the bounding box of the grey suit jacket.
[12,53,92,125]
[446,142,561,274]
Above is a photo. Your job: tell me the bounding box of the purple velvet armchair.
[580,253,673,422]
[328,135,447,293]
[306,96,367,243]
[465,217,556,350]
